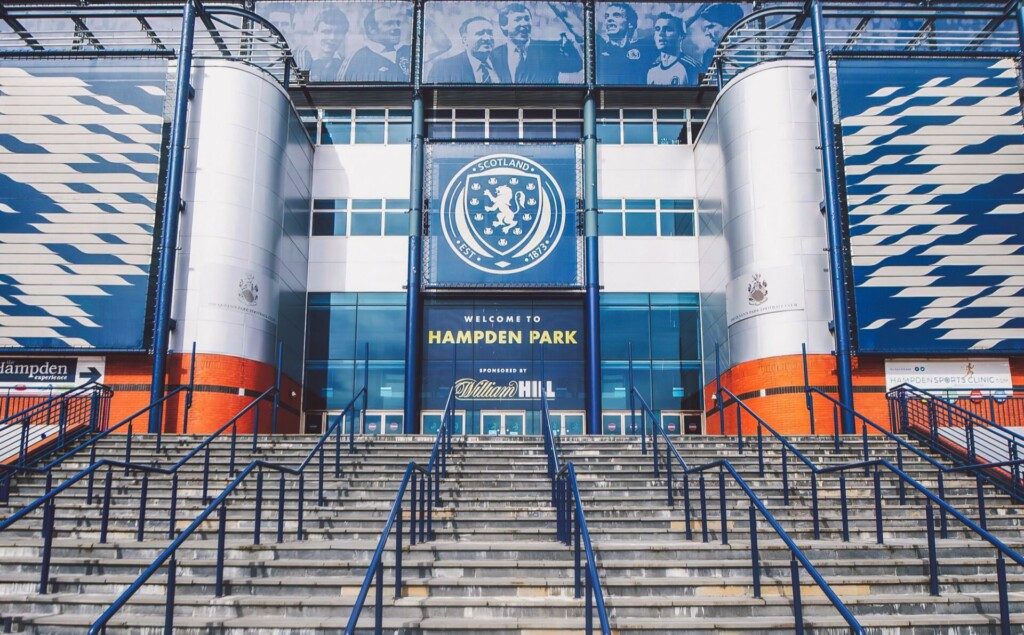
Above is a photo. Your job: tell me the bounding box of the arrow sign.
[78,367,101,382]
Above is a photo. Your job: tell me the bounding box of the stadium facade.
[1,0,1023,441]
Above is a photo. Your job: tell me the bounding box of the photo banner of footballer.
[422,1,585,86]
[256,1,415,83]
[595,2,750,86]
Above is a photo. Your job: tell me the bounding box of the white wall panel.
[599,237,699,292]
[313,145,411,199]
[307,237,407,292]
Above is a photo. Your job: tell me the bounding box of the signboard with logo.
[424,143,581,288]
[885,359,1014,394]
[421,298,585,411]
[725,264,805,326]
[255,1,413,83]
[0,356,105,391]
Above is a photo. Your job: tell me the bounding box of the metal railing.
[342,387,455,634]
[88,383,369,633]
[540,395,611,635]
[0,381,112,470]
[703,3,1019,89]
[713,383,1024,635]
[630,386,864,634]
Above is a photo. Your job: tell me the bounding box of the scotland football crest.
[440,154,566,275]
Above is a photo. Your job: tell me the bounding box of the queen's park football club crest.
[440,154,566,275]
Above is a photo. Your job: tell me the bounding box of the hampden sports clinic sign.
[421,299,585,410]
[0,356,106,391]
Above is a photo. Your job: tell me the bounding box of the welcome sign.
[424,143,581,288]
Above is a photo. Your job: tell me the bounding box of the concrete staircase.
[0,432,1021,632]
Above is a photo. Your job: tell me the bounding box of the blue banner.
[257,1,413,83]
[837,58,1024,354]
[0,59,169,351]
[424,143,581,288]
[423,1,584,85]
[421,298,585,412]
[595,2,749,86]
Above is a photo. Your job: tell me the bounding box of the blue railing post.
[182,341,196,434]
[628,342,637,439]
[584,90,602,435]
[402,93,425,434]
[148,0,197,433]
[168,473,178,540]
[810,0,855,435]
[801,343,815,434]
[271,340,282,434]
[164,555,177,631]
[715,343,726,436]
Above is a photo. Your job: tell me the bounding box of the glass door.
[421,410,466,435]
[480,411,526,435]
[364,411,404,435]
[549,411,585,435]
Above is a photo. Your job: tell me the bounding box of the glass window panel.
[355,122,385,143]
[598,199,621,210]
[323,109,351,120]
[601,362,651,410]
[625,199,656,210]
[385,198,410,210]
[650,307,700,361]
[622,122,653,144]
[625,212,657,236]
[389,109,412,119]
[314,199,346,210]
[321,122,351,144]
[597,212,623,236]
[523,109,552,119]
[303,121,319,142]
[357,305,406,359]
[557,109,583,119]
[658,109,687,120]
[597,122,621,144]
[455,109,485,119]
[427,121,453,140]
[689,121,704,140]
[350,212,382,236]
[490,109,519,119]
[352,199,381,210]
[356,109,386,120]
[656,122,686,145]
[384,212,407,236]
[601,292,649,305]
[649,293,699,307]
[426,109,451,119]
[659,212,695,237]
[387,122,411,144]
[661,199,694,210]
[692,109,709,120]
[366,361,405,410]
[522,121,553,139]
[555,121,583,140]
[623,109,653,120]
[489,121,520,139]
[454,121,485,138]
[312,212,345,236]
[650,363,699,411]
[600,306,651,359]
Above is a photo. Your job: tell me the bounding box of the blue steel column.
[810,0,855,435]
[402,96,425,434]
[148,0,196,434]
[583,94,602,435]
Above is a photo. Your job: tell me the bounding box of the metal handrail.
[343,387,455,634]
[553,462,611,635]
[0,381,101,429]
[631,387,864,634]
[89,385,369,632]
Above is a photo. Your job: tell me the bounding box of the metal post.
[183,341,196,434]
[271,340,282,434]
[149,0,197,432]
[810,0,855,435]
[583,90,602,434]
[402,93,425,434]
[715,343,725,436]
[801,343,815,434]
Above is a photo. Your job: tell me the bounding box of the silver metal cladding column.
[402,94,425,434]
[810,0,856,435]
[148,0,196,434]
[583,93,602,435]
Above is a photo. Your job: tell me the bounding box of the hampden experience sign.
[421,299,585,410]
[425,143,581,288]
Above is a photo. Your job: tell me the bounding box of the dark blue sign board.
[594,2,749,86]
[424,143,582,288]
[0,59,169,351]
[422,1,585,85]
[256,1,414,83]
[837,58,1024,354]
[421,298,585,412]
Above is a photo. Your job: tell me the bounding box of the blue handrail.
[89,384,369,633]
[343,386,455,634]
[631,387,865,634]
[713,384,1024,633]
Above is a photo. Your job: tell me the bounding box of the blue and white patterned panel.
[837,58,1024,354]
[0,59,169,350]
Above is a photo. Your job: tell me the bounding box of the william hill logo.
[454,379,555,401]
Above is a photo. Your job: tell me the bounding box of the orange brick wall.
[103,352,302,435]
[703,354,1024,437]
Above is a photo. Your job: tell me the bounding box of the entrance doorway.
[421,410,466,435]
[602,410,688,435]
[481,411,526,435]
[549,411,585,435]
[364,411,404,435]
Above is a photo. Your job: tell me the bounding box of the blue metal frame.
[148,0,196,433]
[810,0,855,435]
[583,93,601,435]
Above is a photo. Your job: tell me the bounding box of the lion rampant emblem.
[484,185,526,234]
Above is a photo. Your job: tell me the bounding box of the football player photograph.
[493,3,582,84]
[647,12,698,86]
[596,2,655,85]
[343,6,412,82]
[427,16,512,84]
[691,2,745,70]
[296,5,350,82]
